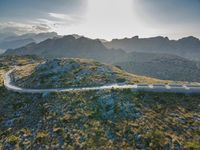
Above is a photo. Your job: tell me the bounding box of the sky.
[0,0,200,40]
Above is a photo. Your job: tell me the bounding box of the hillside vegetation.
[0,56,200,149]
[12,58,169,89]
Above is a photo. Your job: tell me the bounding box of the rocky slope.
[4,36,200,83]
[4,36,125,63]
[115,52,200,82]
[0,56,200,149]
[12,58,168,89]
[104,36,200,61]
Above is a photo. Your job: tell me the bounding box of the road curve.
[3,68,200,94]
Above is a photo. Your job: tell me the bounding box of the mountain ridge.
[104,36,200,61]
[3,35,200,82]
[4,35,125,63]
[0,32,59,50]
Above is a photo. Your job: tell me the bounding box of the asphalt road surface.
[4,68,200,94]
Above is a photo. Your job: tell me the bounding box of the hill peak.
[12,58,167,89]
[178,36,200,42]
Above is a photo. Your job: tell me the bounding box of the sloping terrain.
[104,36,200,61]
[0,56,200,149]
[115,52,200,82]
[4,36,125,63]
[12,58,168,89]
[4,36,200,83]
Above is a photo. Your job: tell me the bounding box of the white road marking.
[3,68,200,94]
[148,84,154,89]
[183,85,190,90]
[165,85,171,89]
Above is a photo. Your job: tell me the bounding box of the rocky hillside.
[104,36,200,61]
[0,56,200,149]
[4,36,200,83]
[4,36,125,63]
[115,52,200,82]
[12,58,168,89]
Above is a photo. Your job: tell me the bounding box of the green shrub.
[35,131,48,142]
[6,135,19,144]
[185,142,200,150]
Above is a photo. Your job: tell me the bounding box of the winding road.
[4,68,200,94]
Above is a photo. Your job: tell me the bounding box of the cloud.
[0,22,52,34]
[0,0,87,20]
[33,24,51,32]
[48,12,84,25]
[0,12,84,35]
[0,0,87,35]
[49,13,69,20]
[133,0,200,24]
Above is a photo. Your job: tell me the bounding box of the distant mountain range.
[4,35,200,82]
[0,32,59,50]
[0,32,18,42]
[0,49,4,54]
[104,36,200,61]
[4,35,125,63]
